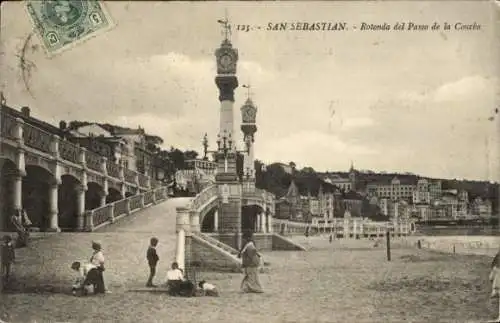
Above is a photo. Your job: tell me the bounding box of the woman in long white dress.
[238,233,263,293]
[490,249,500,322]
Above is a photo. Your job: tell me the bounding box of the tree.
[168,147,185,170]
[184,150,199,160]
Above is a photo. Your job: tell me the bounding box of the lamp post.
[202,130,249,173]
[244,167,253,180]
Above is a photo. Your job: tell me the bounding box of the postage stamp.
[25,0,114,57]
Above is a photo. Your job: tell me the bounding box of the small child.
[1,235,15,284]
[71,261,98,296]
[146,237,159,287]
[198,280,219,297]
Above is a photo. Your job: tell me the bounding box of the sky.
[1,1,499,182]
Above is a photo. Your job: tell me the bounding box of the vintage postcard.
[0,1,499,322]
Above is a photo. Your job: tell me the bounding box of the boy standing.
[146,237,159,287]
[1,235,15,285]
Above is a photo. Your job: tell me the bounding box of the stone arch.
[107,187,123,203]
[23,165,57,230]
[58,174,81,230]
[197,196,219,224]
[242,204,264,234]
[86,182,104,210]
[1,159,18,230]
[200,205,218,233]
[0,154,16,165]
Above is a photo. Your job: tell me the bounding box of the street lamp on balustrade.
[202,130,249,172]
[244,167,254,180]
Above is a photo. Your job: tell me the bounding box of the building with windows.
[470,197,493,218]
[366,176,416,202]
[429,180,442,201]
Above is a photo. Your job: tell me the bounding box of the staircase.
[83,186,169,231]
[192,231,240,257]
[189,232,242,272]
[188,231,273,272]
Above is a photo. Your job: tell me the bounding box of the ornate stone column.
[255,213,260,233]
[76,184,86,231]
[100,192,107,207]
[12,174,23,211]
[190,210,200,233]
[213,209,218,232]
[48,183,60,232]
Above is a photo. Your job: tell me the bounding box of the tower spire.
[242,83,253,100]
[217,10,232,42]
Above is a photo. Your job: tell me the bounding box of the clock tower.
[240,90,258,190]
[213,19,242,249]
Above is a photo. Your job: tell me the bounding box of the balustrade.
[85,150,102,172]
[106,161,120,179]
[138,173,148,187]
[154,187,164,201]
[23,123,52,153]
[114,200,127,217]
[129,195,142,210]
[92,205,112,227]
[59,139,80,164]
[82,187,168,231]
[144,191,154,205]
[0,113,17,139]
[124,168,136,184]
[191,185,218,211]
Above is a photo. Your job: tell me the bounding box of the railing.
[0,111,154,190]
[155,187,166,200]
[84,186,168,231]
[124,168,136,184]
[85,150,102,172]
[59,139,80,164]
[1,113,17,139]
[192,231,239,256]
[92,205,113,227]
[114,199,127,217]
[129,194,143,210]
[138,173,148,187]
[23,123,52,153]
[106,161,120,179]
[273,218,414,237]
[144,190,155,205]
[190,184,218,211]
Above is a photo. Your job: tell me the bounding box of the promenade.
[1,199,497,323]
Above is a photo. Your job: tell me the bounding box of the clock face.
[243,107,256,122]
[220,54,232,68]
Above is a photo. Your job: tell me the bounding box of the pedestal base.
[46,227,61,233]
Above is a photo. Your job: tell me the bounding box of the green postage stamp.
[25,0,114,56]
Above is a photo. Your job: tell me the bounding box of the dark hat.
[92,241,102,250]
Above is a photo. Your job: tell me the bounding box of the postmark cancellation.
[25,0,114,56]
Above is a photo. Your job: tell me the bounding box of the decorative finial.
[217,10,231,41]
[242,84,252,100]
